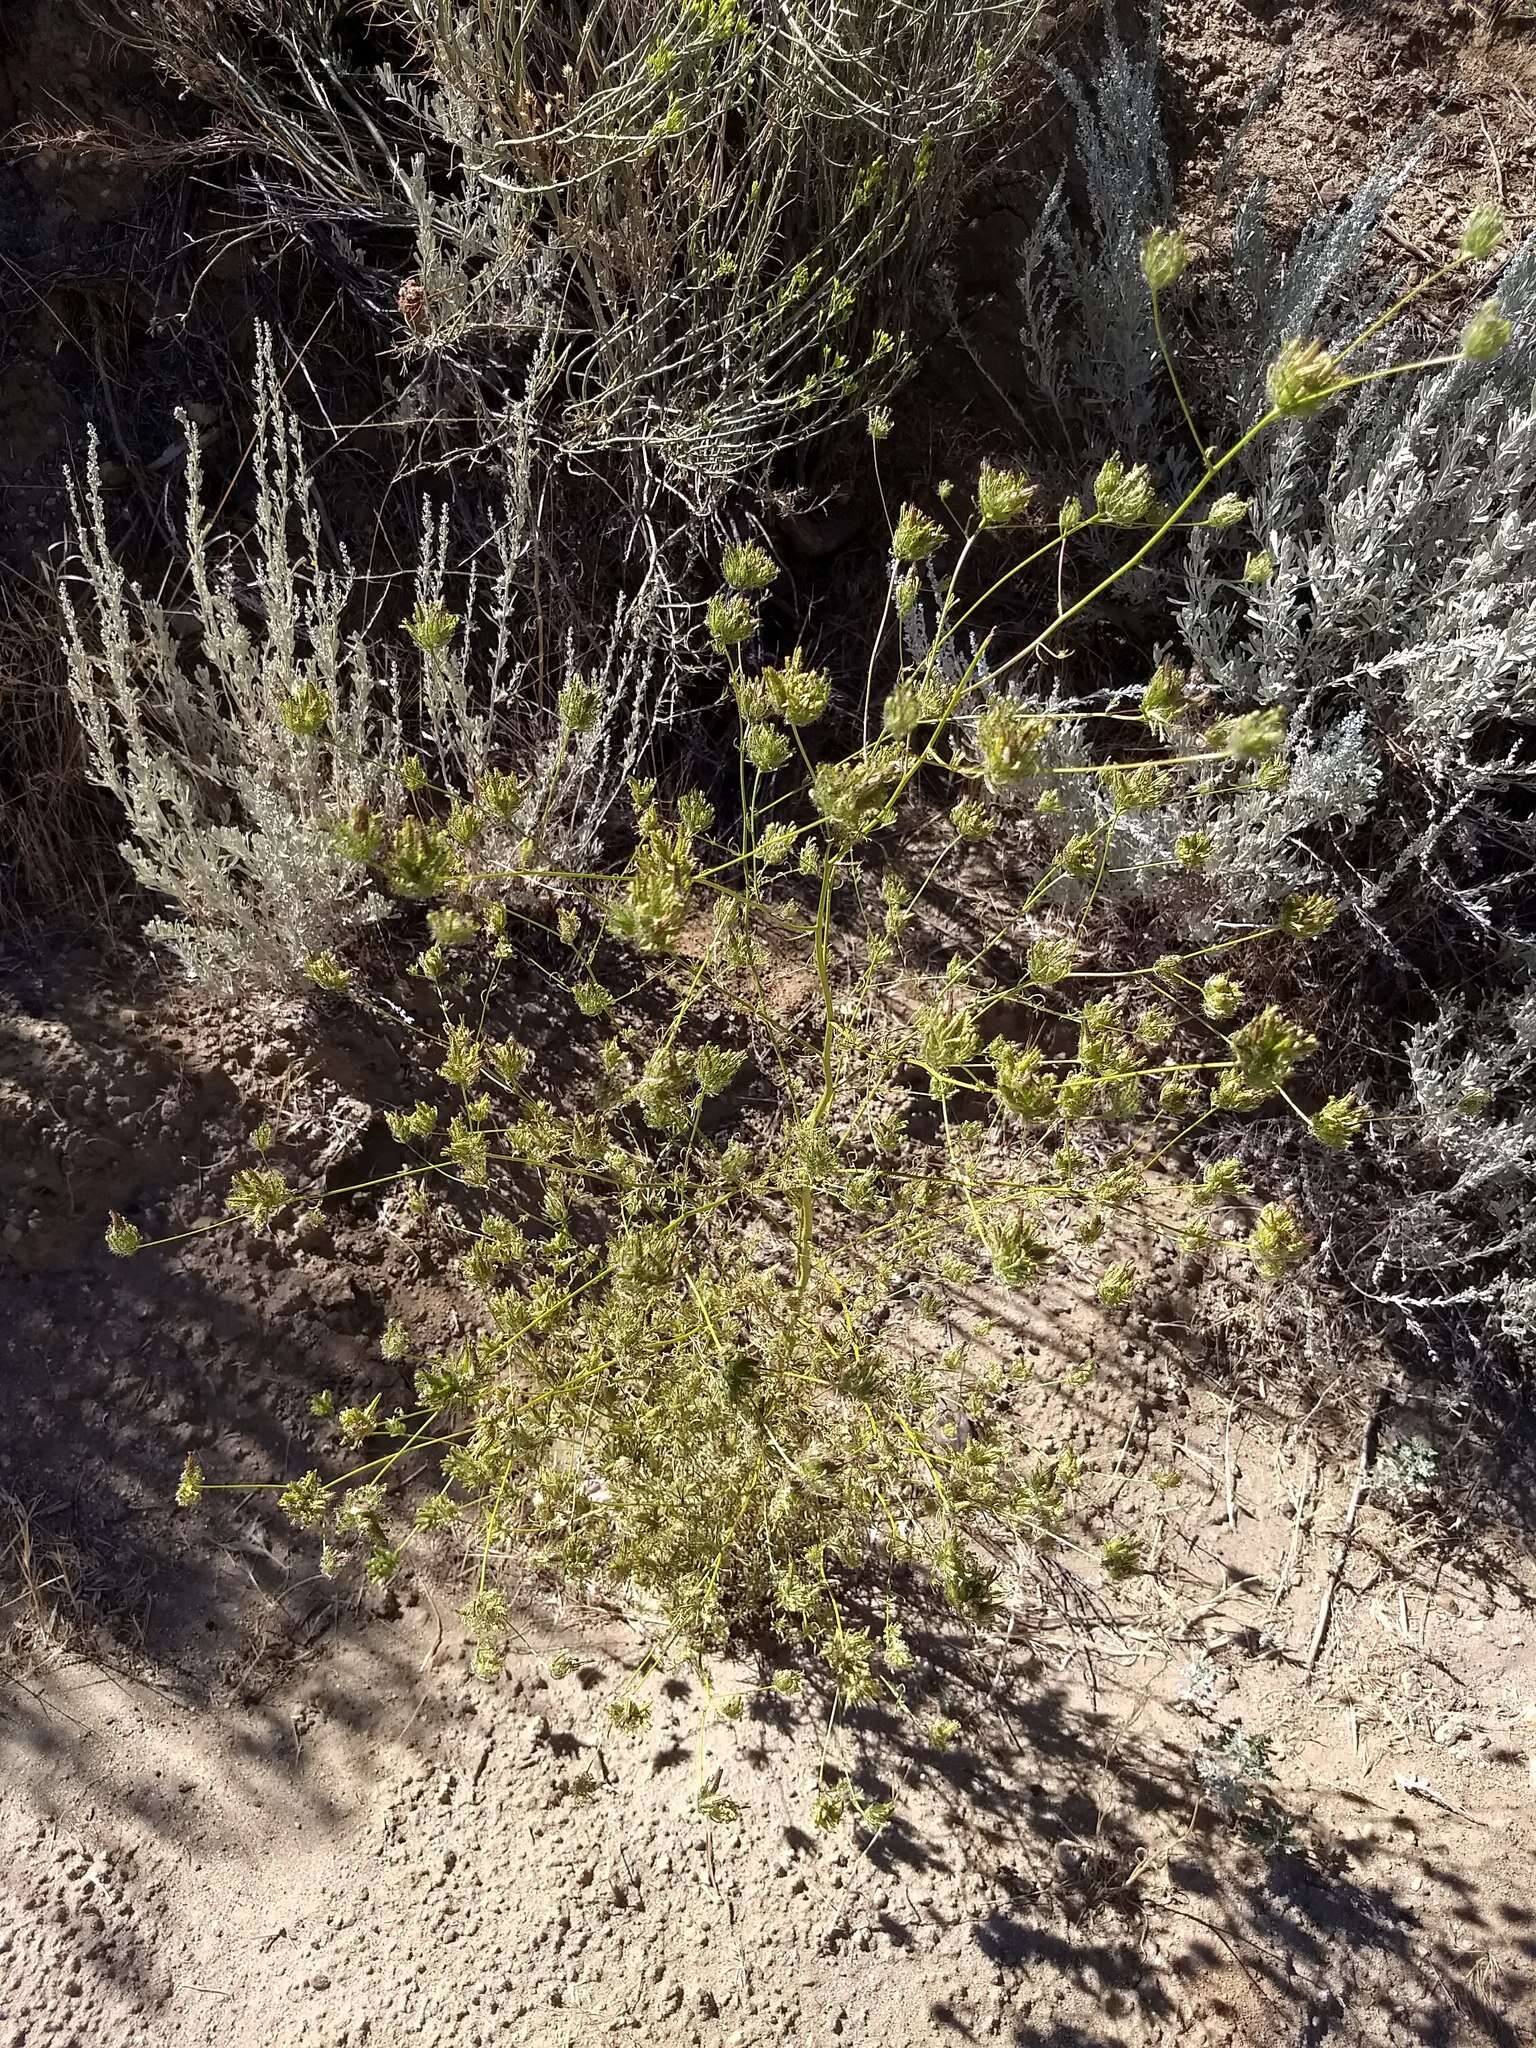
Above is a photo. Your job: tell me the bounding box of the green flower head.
[105,1212,143,1256]
[1207,705,1286,762]
[706,591,758,651]
[1461,300,1512,363]
[1459,201,1505,262]
[1266,337,1342,420]
[1279,892,1338,941]
[1311,1091,1367,1150]
[1206,492,1249,531]
[976,461,1036,530]
[890,502,945,564]
[1140,226,1190,292]
[721,541,778,593]
[975,700,1049,789]
[1093,454,1160,527]
[403,600,460,652]
[1248,1202,1308,1281]
[763,646,831,726]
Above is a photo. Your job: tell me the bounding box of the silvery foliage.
[62,326,667,989]
[1012,26,1535,1362]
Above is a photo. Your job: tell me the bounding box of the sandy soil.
[3,954,1534,2048]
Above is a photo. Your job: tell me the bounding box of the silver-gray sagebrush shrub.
[1008,22,1534,1375]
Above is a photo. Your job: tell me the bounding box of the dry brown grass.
[0,1489,96,1670]
[0,581,121,926]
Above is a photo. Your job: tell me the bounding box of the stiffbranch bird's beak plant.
[91,204,1513,1828]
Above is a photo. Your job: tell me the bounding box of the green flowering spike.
[1157,1076,1200,1115]
[1058,494,1085,536]
[636,1044,694,1133]
[572,978,615,1017]
[385,1100,438,1142]
[1100,1535,1144,1583]
[1027,934,1075,985]
[1140,226,1190,292]
[743,723,791,773]
[1461,300,1513,363]
[477,767,523,823]
[403,600,460,652]
[890,502,945,563]
[331,802,385,864]
[1247,1202,1308,1281]
[1175,829,1215,871]
[398,753,428,794]
[763,647,831,725]
[1059,833,1099,879]
[975,700,1049,789]
[694,1044,746,1097]
[427,906,478,949]
[280,1469,330,1529]
[380,1316,411,1361]
[227,1166,291,1231]
[105,1212,143,1257]
[867,405,893,442]
[982,1210,1053,1288]
[606,1694,652,1733]
[383,817,458,900]
[914,999,981,1077]
[442,802,482,851]
[976,461,1036,529]
[1205,492,1249,531]
[558,675,598,732]
[175,1454,205,1509]
[489,1040,532,1089]
[1095,1260,1137,1309]
[756,820,797,867]
[706,591,757,650]
[437,1022,483,1087]
[1134,1004,1175,1049]
[1242,550,1275,587]
[950,796,992,841]
[1101,764,1171,811]
[1279,892,1339,940]
[882,671,946,738]
[721,541,778,593]
[1459,201,1505,261]
[1093,453,1160,526]
[1266,337,1342,420]
[1207,705,1286,762]
[1141,662,1188,731]
[279,677,330,738]
[811,748,902,843]
[1311,1091,1367,1150]
[1228,1005,1319,1097]
[1201,972,1244,1022]
[1191,1156,1251,1206]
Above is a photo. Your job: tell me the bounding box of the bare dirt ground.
[4,955,1535,2048]
[5,5,1536,2047]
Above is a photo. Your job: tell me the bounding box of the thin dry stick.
[1267,1448,1316,1619]
[1303,1387,1387,1680]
